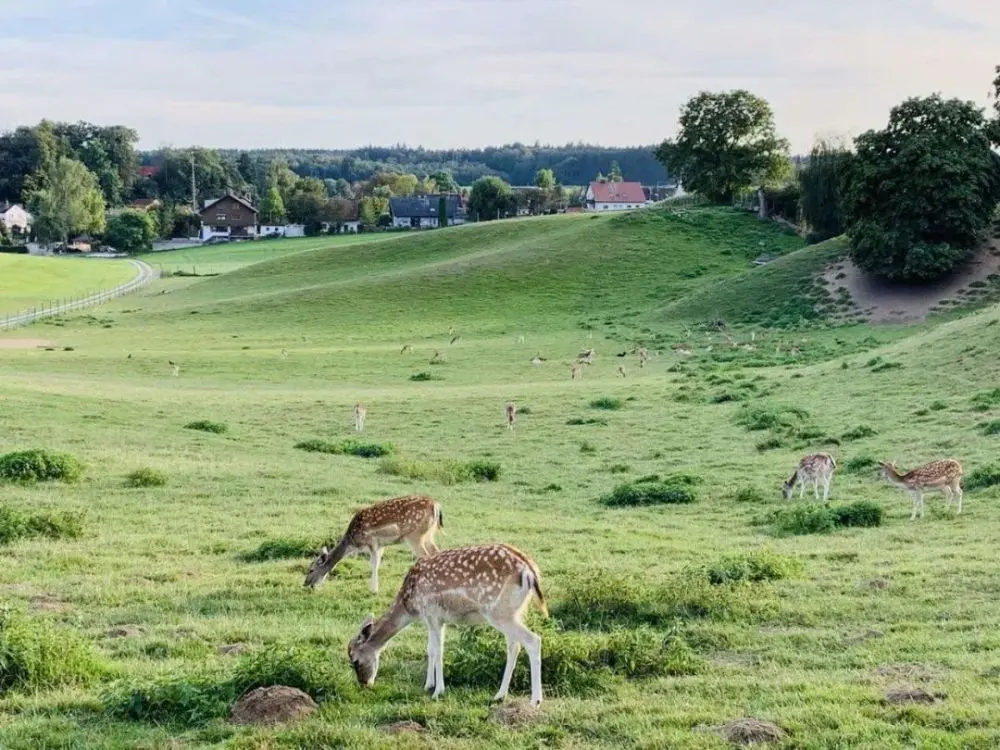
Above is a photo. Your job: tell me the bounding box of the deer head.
[303,541,349,589]
[347,614,380,687]
[781,471,797,500]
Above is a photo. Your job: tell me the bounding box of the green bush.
[0,507,83,546]
[184,420,228,434]
[465,460,502,482]
[983,421,1000,436]
[971,389,1000,412]
[0,608,107,691]
[703,549,803,585]
[409,372,436,382]
[767,500,882,536]
[0,449,82,483]
[830,500,883,528]
[579,442,597,454]
[238,538,317,563]
[846,456,878,474]
[600,480,696,507]
[124,468,168,488]
[966,465,1000,491]
[294,439,395,458]
[734,486,768,504]
[377,456,500,485]
[735,404,809,432]
[590,397,624,411]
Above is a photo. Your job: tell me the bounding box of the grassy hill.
[2,209,1000,748]
[0,255,135,315]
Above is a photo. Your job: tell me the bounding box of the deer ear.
[360,613,375,638]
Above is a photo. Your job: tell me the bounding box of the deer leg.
[509,622,543,706]
[431,624,447,699]
[369,546,383,593]
[492,632,522,703]
[909,492,919,521]
[812,479,820,501]
[822,476,831,503]
[942,486,953,508]
[424,625,437,692]
[799,482,805,499]
[955,484,963,514]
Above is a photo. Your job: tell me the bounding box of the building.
[389,194,463,229]
[258,224,306,238]
[0,202,31,236]
[199,193,259,242]
[322,200,361,234]
[583,181,648,212]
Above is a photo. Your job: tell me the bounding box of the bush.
[703,549,803,585]
[966,465,1000,491]
[735,404,809,432]
[184,420,228,434]
[125,468,168,488]
[238,538,317,563]
[590,397,624,411]
[600,480,696,507]
[830,500,883,528]
[566,417,608,426]
[377,456,500,485]
[579,441,597,454]
[842,425,878,441]
[734,486,768,504]
[294,439,395,458]
[846,456,878,474]
[0,507,83,546]
[465,460,502,482]
[409,372,436,382]
[0,608,107,691]
[983,421,1000,436]
[766,500,882,536]
[971,389,1000,412]
[0,449,82,483]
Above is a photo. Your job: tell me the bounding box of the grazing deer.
[578,348,595,364]
[571,363,582,380]
[304,495,443,593]
[881,459,964,520]
[505,401,517,429]
[400,344,412,355]
[353,402,367,432]
[616,365,627,378]
[347,544,547,705]
[636,347,650,368]
[168,360,179,377]
[782,453,837,502]
[280,348,288,360]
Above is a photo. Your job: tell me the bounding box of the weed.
[842,425,878,441]
[124,467,168,488]
[0,449,82,483]
[184,420,228,434]
[0,608,107,691]
[703,549,803,585]
[605,464,632,474]
[590,397,624,411]
[294,439,395,458]
[600,480,696,507]
[409,372,437,382]
[238,539,317,563]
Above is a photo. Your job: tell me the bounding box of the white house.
[583,181,648,212]
[389,195,464,229]
[258,224,306,238]
[0,202,31,236]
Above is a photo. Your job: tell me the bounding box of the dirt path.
[821,238,1000,323]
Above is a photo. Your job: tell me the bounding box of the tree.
[429,170,458,193]
[27,157,106,245]
[285,178,328,225]
[0,220,10,245]
[105,209,157,254]
[468,176,515,221]
[534,168,556,190]
[154,148,240,207]
[438,195,448,228]
[840,94,1000,281]
[390,173,420,196]
[0,122,66,203]
[52,122,139,206]
[655,90,790,202]
[268,159,300,203]
[260,185,286,224]
[236,152,255,183]
[609,161,623,182]
[798,138,852,243]
[359,196,389,228]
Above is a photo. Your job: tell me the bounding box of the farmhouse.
[199,192,258,241]
[0,202,31,236]
[322,199,362,234]
[389,194,463,229]
[584,181,647,212]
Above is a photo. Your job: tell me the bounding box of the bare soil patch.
[0,338,56,350]
[489,702,541,728]
[821,240,1000,323]
[380,720,426,735]
[884,687,942,705]
[29,594,69,613]
[230,686,317,726]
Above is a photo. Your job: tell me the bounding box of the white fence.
[0,259,157,331]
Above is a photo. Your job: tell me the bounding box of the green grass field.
[0,255,136,316]
[3,208,1000,748]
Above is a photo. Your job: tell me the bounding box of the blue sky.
[0,0,995,152]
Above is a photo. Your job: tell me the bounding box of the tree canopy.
[840,94,1000,281]
[105,208,157,254]
[468,176,515,221]
[27,157,106,244]
[799,138,852,243]
[655,90,790,202]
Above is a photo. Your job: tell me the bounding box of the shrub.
[600,480,696,507]
[736,404,808,432]
[294,439,395,458]
[0,507,83,545]
[703,549,803,585]
[965,465,1000,491]
[983,421,1000,436]
[580,442,597,454]
[734,486,768,504]
[0,450,82,483]
[929,401,948,411]
[409,372,436,382]
[184,420,228,434]
[842,425,878,441]
[566,417,608,426]
[465,460,502,482]
[377,456,499,485]
[767,504,836,536]
[238,538,317,563]
[125,468,168,488]
[755,436,786,452]
[830,500,883,528]
[846,455,878,474]
[0,608,107,691]
[971,389,1000,411]
[590,397,624,411]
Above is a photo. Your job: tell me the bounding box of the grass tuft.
[0,449,82,483]
[965,465,1000,491]
[590,397,624,411]
[765,500,883,536]
[733,486,769,504]
[294,439,395,458]
[238,538,317,563]
[0,608,107,691]
[184,420,228,434]
[124,467,168,488]
[846,456,878,474]
[600,478,696,507]
[703,549,803,585]
[378,456,501,485]
[0,507,83,545]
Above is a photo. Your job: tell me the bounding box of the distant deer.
[578,348,595,364]
[616,365,627,378]
[450,336,460,345]
[430,351,445,365]
[782,453,837,502]
[505,401,517,429]
[168,360,179,377]
[881,459,964,520]
[280,348,288,360]
[347,544,547,705]
[304,495,443,593]
[571,363,582,380]
[353,402,367,432]
[400,344,412,355]
[516,335,525,344]
[636,347,650,368]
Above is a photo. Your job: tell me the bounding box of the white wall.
[1,205,30,233]
[584,202,643,212]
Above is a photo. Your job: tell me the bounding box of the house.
[389,194,463,229]
[139,165,159,179]
[322,200,361,234]
[0,202,31,236]
[258,224,306,238]
[198,192,259,242]
[583,181,647,212]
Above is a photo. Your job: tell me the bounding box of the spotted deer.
[881,459,964,520]
[571,363,582,380]
[347,544,547,705]
[636,347,650,368]
[782,453,837,502]
[353,402,367,433]
[304,495,442,593]
[616,365,628,378]
[505,401,517,430]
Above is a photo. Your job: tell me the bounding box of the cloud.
[0,0,996,151]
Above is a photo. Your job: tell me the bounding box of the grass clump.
[703,548,803,585]
[600,478,697,507]
[0,449,82,483]
[841,425,878,441]
[294,439,395,458]
[238,538,317,563]
[830,500,883,528]
[0,507,83,545]
[124,467,168,488]
[766,500,882,536]
[566,417,608,426]
[409,371,438,382]
[378,456,501,485]
[0,607,107,691]
[735,403,809,432]
[846,455,878,474]
[590,397,624,411]
[982,421,1000,436]
[970,389,1000,412]
[734,486,768,504]
[464,460,502,482]
[964,465,1000,491]
[183,420,228,434]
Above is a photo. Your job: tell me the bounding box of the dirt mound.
[720,718,785,744]
[884,687,941,705]
[380,720,426,735]
[489,702,541,728]
[230,686,317,726]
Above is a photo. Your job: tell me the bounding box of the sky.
[0,0,996,153]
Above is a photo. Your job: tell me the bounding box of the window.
[216,213,226,221]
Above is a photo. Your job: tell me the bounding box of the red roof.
[139,165,159,178]
[589,181,646,203]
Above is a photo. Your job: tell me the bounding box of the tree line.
[655,65,1000,282]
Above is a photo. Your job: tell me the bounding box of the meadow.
[2,208,1000,748]
[0,255,135,316]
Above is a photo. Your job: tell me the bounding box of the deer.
[280,348,288,360]
[616,365,627,378]
[571,363,583,380]
[401,344,413,355]
[578,348,595,364]
[353,402,367,433]
[304,495,443,593]
[516,335,525,344]
[168,360,179,377]
[881,459,964,520]
[505,401,517,429]
[636,347,650,368]
[782,453,837,502]
[347,543,547,706]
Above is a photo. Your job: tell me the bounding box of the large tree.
[153,148,241,207]
[468,176,515,221]
[840,94,1000,281]
[28,157,106,245]
[798,138,852,243]
[609,160,623,183]
[51,122,139,206]
[0,122,66,203]
[105,208,157,254]
[655,90,790,202]
[534,168,556,190]
[285,177,328,226]
[260,184,286,224]
[429,170,458,193]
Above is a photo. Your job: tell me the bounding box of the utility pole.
[190,152,197,212]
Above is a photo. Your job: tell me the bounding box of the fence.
[0,259,157,331]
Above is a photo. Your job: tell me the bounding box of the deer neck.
[366,600,415,653]
[323,537,352,573]
[883,465,908,486]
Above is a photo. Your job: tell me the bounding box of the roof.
[389,194,461,219]
[0,201,25,213]
[201,192,258,215]
[128,198,160,209]
[589,181,647,203]
[139,165,159,178]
